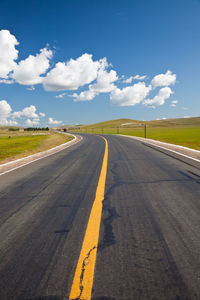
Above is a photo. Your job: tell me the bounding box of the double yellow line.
[69,137,108,300]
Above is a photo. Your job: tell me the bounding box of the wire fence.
[60,125,200,150]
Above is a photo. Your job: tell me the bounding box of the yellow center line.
[69,136,108,300]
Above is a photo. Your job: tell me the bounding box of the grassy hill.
[82,118,142,128]
[79,117,200,129]
[64,117,200,150]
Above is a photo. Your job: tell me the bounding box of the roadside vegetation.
[0,128,73,164]
[64,117,200,151]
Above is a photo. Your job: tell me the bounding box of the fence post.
[144,124,146,138]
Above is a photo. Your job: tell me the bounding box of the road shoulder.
[0,133,82,176]
[119,134,200,168]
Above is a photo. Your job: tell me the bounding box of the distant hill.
[83,118,142,128]
[146,117,200,127]
[77,117,200,129]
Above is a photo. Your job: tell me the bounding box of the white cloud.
[25,118,40,126]
[39,112,45,117]
[0,79,14,84]
[26,86,35,91]
[0,30,19,79]
[0,99,12,116]
[73,90,98,101]
[12,48,52,85]
[0,100,47,126]
[12,105,39,119]
[0,119,18,126]
[123,76,133,83]
[170,100,178,107]
[110,82,152,106]
[48,117,62,124]
[143,87,173,107]
[55,93,66,98]
[0,99,12,125]
[70,59,118,101]
[43,53,104,91]
[123,75,147,83]
[184,116,190,118]
[151,70,176,87]
[90,69,118,93]
[134,74,147,80]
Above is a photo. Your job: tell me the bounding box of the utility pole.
[144,124,147,138]
[101,128,104,134]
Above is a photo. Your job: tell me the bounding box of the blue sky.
[0,0,200,126]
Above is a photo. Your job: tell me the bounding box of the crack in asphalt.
[73,246,97,300]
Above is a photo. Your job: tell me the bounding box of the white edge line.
[0,133,82,177]
[119,134,200,163]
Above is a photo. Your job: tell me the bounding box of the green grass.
[0,135,48,161]
[0,132,73,163]
[121,127,200,150]
[65,117,200,151]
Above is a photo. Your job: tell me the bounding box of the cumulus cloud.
[151,70,176,87]
[25,118,40,126]
[12,48,52,85]
[123,76,133,83]
[170,100,178,107]
[12,105,39,119]
[0,30,19,79]
[26,86,35,91]
[43,53,103,91]
[55,93,66,98]
[143,87,173,107]
[0,79,14,84]
[110,82,152,106]
[0,99,18,125]
[48,117,62,124]
[123,75,147,83]
[0,100,49,126]
[90,69,118,93]
[0,99,12,125]
[0,119,18,126]
[73,90,98,101]
[74,69,118,101]
[134,74,147,80]
[0,29,178,110]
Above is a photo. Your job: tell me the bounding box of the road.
[0,134,200,300]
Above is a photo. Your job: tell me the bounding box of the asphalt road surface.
[0,134,200,300]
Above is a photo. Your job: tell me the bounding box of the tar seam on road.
[69,136,108,300]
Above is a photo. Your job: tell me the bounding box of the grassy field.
[65,117,200,151]
[0,130,73,163]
